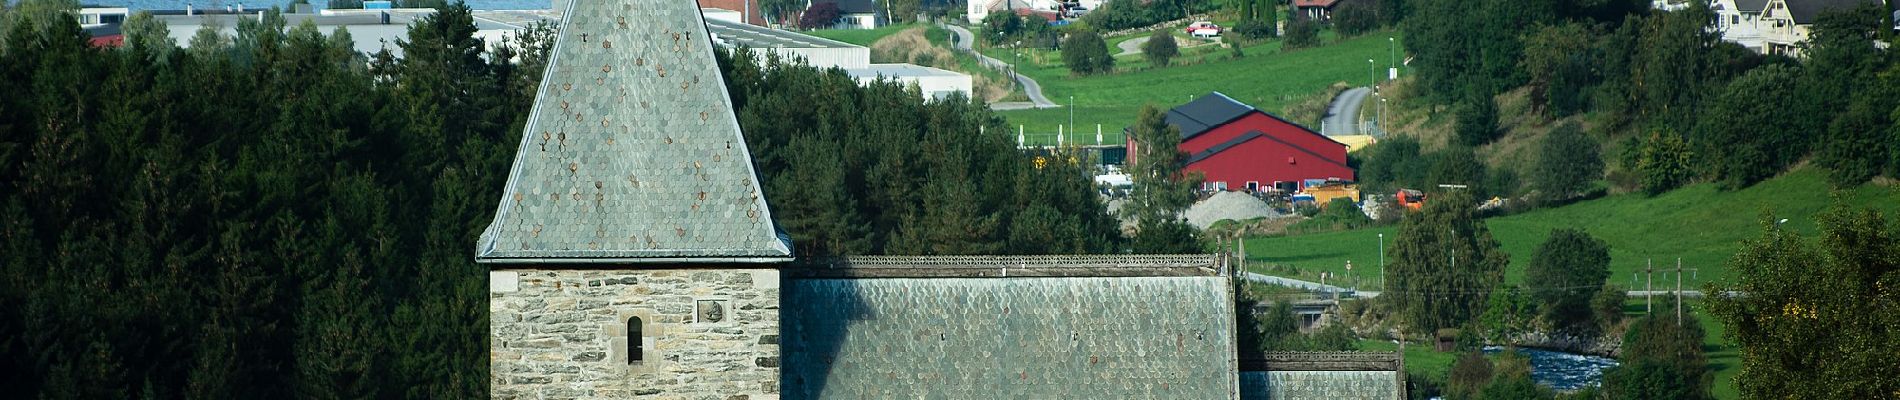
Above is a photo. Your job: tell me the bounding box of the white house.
[967,0,1084,23]
[1712,0,1770,51]
[1757,0,1881,57]
[810,0,879,29]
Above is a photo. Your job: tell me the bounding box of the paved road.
[942,24,1060,109]
[1319,87,1372,136]
[1116,36,1149,56]
[1241,272,1367,297]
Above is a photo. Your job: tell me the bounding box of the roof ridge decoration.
[475,0,792,264]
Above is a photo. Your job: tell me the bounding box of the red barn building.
[1127,92,1354,192]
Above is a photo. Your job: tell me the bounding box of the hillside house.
[810,0,880,29]
[1713,0,1770,51]
[1127,92,1355,193]
[1758,0,1882,56]
[1293,0,1343,21]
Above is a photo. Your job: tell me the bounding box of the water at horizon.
[1483,346,1621,391]
[33,0,551,11]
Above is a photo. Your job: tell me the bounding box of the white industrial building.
[703,11,972,101]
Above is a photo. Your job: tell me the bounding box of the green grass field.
[987,29,1400,133]
[1243,167,1900,291]
[804,23,920,46]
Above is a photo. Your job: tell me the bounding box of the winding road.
[942,24,1060,110]
[1320,87,1373,136]
[1116,36,1149,56]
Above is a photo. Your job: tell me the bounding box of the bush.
[1529,122,1603,204]
[1232,18,1275,40]
[1601,315,1712,400]
[1590,284,1625,331]
[1287,197,1372,234]
[1284,17,1321,49]
[1060,31,1114,75]
[1140,29,1179,68]
[1333,1,1379,36]
[1446,351,1495,400]
[1635,131,1693,196]
[1453,90,1499,146]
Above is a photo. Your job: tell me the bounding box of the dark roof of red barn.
[1165,92,1349,169]
[1166,92,1342,145]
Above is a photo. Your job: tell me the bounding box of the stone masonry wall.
[490,268,781,400]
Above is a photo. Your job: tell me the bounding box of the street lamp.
[1388,37,1396,78]
[1069,95,1075,139]
[1379,97,1387,137]
[1378,233,1385,290]
[1369,59,1377,91]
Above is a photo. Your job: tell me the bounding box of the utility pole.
[1645,259,1653,314]
[1676,258,1684,325]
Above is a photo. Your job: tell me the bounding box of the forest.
[1361,0,1900,201]
[0,0,1128,397]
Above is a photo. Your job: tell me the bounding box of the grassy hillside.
[990,30,1403,137]
[1243,167,1900,290]
[805,23,921,46]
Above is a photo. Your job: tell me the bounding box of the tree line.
[0,0,1132,396]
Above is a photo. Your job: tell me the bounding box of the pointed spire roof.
[476,0,791,264]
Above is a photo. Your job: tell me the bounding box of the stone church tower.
[479,0,792,398]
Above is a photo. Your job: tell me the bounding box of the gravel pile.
[1185,191,1283,229]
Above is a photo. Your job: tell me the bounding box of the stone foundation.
[490,268,781,399]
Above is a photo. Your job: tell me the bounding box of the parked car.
[1185,21,1222,37]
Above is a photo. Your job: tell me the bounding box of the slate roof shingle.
[475,0,792,263]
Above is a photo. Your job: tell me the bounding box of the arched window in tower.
[628,316,644,364]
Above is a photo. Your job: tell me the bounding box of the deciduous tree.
[1523,228,1610,332]
[1384,190,1509,334]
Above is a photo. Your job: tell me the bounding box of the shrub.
[1284,17,1320,49]
[1333,1,1379,36]
[1453,89,1498,146]
[1601,315,1712,400]
[1233,18,1275,40]
[1059,30,1114,75]
[1287,197,1372,234]
[1635,131,1693,196]
[1140,29,1179,68]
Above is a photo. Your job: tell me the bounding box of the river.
[1483,346,1621,391]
